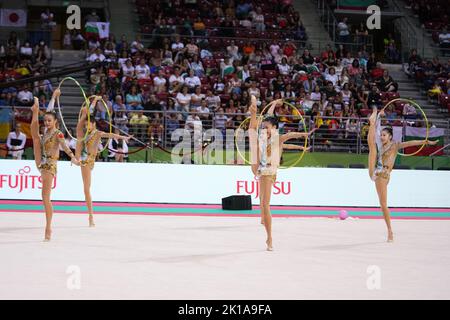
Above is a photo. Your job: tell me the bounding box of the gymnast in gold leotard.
[75,100,130,227]
[248,96,315,251]
[30,93,80,241]
[367,107,438,242]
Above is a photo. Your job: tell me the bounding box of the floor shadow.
[307,242,383,251]
[126,249,264,264]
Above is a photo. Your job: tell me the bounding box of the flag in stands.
[404,127,445,156]
[0,9,27,27]
[85,22,110,39]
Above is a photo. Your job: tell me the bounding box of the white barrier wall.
[1,160,449,208]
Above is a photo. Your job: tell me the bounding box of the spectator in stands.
[144,94,163,111]
[121,59,135,83]
[213,107,228,134]
[135,58,151,80]
[63,30,72,50]
[87,47,106,62]
[185,69,201,91]
[355,22,369,45]
[227,40,241,61]
[367,85,381,108]
[131,35,145,55]
[6,124,26,160]
[130,110,149,140]
[153,69,167,93]
[17,85,34,106]
[378,70,398,92]
[190,85,205,109]
[169,67,185,92]
[253,7,265,32]
[403,102,418,120]
[337,17,351,45]
[185,109,202,134]
[108,128,128,162]
[85,10,100,23]
[197,99,210,120]
[41,8,56,30]
[113,95,126,112]
[278,57,291,75]
[113,109,129,133]
[176,85,192,115]
[72,31,86,50]
[301,49,315,65]
[205,89,221,110]
[126,85,143,110]
[438,27,450,57]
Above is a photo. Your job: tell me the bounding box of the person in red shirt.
[283,41,297,58]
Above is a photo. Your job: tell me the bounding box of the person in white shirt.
[169,67,185,90]
[185,110,203,134]
[213,108,228,132]
[153,69,167,93]
[135,58,151,80]
[130,35,145,54]
[277,58,291,75]
[190,86,205,109]
[108,128,129,162]
[337,17,350,44]
[184,69,201,90]
[17,86,34,106]
[196,99,210,120]
[205,90,221,110]
[253,7,265,32]
[227,40,241,60]
[20,41,33,58]
[121,59,135,82]
[87,48,105,62]
[325,67,339,86]
[6,125,27,160]
[176,86,192,112]
[270,43,280,58]
[438,27,450,55]
[171,36,185,54]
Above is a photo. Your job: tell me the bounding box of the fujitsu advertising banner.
[1,160,449,208]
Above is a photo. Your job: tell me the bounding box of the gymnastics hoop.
[380,98,429,157]
[234,99,309,169]
[81,95,113,153]
[56,77,91,141]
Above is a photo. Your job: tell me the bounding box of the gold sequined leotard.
[371,115,399,182]
[80,129,98,170]
[256,128,280,183]
[38,129,62,176]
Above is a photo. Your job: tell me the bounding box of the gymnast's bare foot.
[89,215,95,227]
[266,238,273,251]
[387,231,394,243]
[44,228,52,242]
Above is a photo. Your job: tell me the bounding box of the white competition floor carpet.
[1,212,449,299]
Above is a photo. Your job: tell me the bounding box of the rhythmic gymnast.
[30,92,80,241]
[367,107,438,242]
[248,96,314,251]
[75,100,130,227]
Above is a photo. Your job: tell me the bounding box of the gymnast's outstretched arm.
[282,144,311,151]
[398,139,438,149]
[280,128,317,144]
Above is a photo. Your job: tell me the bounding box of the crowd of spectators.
[0,31,53,108]
[405,49,450,114]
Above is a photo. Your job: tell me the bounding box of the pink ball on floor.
[339,210,349,220]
